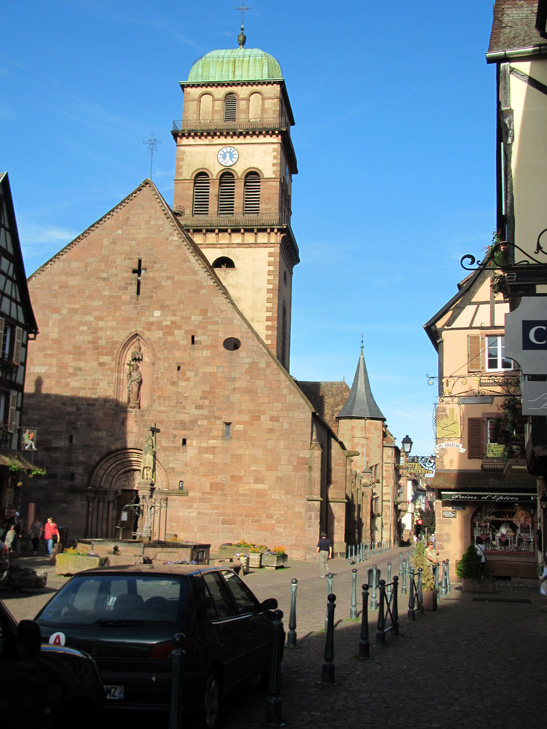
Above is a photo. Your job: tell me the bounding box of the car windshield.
[37,574,187,627]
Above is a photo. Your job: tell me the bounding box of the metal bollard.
[369,565,379,611]
[418,568,424,614]
[325,573,334,629]
[168,633,186,729]
[287,578,298,648]
[440,561,447,599]
[401,558,407,596]
[387,562,392,598]
[359,583,370,658]
[350,569,358,619]
[376,579,387,646]
[408,566,416,621]
[265,609,285,726]
[446,559,451,593]
[319,594,337,686]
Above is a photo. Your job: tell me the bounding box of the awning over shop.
[441,491,537,503]
[0,448,36,472]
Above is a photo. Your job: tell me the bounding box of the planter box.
[218,544,242,559]
[248,553,263,569]
[55,554,104,575]
[262,553,288,570]
[236,555,250,574]
[422,589,438,611]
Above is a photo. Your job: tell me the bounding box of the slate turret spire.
[337,338,385,421]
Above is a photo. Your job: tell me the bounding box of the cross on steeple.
[132,259,146,296]
[143,132,162,179]
[235,2,251,46]
[235,2,252,22]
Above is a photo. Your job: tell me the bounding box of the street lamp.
[540,493,547,511]
[401,435,413,455]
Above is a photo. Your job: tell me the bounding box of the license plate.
[105,685,125,700]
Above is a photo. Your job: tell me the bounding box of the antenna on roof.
[235,2,251,47]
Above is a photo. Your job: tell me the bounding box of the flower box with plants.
[55,547,106,575]
[262,546,287,570]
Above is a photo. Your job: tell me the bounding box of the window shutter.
[192,173,210,215]
[243,172,260,215]
[8,390,16,429]
[468,417,483,459]
[12,326,22,365]
[218,173,235,216]
[468,335,483,372]
[224,93,237,122]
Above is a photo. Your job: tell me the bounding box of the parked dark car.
[34,564,280,727]
[0,599,105,729]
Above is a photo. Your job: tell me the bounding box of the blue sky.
[1,1,497,457]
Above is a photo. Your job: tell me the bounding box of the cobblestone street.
[2,548,547,728]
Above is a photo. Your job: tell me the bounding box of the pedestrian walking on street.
[30,516,43,555]
[5,525,16,554]
[314,532,332,578]
[44,517,60,556]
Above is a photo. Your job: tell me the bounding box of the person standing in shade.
[30,516,43,555]
[44,517,60,556]
[314,533,332,578]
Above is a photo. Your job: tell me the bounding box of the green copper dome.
[188,48,283,83]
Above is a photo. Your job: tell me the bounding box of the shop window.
[472,503,535,554]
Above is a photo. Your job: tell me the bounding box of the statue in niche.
[127,339,143,408]
[141,434,156,483]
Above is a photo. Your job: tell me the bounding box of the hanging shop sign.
[434,442,466,454]
[441,491,536,503]
[505,297,547,374]
[522,380,547,415]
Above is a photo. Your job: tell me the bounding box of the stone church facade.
[21,35,403,559]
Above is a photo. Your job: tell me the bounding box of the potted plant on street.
[456,544,495,593]
[411,541,438,610]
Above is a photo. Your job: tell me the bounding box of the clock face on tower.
[217,146,239,167]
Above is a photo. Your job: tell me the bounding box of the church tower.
[172,26,299,369]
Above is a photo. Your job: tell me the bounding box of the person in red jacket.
[43,517,60,556]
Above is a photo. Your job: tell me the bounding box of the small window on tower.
[218,172,235,216]
[243,172,260,215]
[224,422,232,438]
[192,173,210,215]
[212,257,235,269]
[224,93,237,122]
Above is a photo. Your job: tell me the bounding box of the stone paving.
[2,548,547,728]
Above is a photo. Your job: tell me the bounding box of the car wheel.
[200,672,221,729]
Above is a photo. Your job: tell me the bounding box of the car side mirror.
[16,620,41,659]
[260,598,278,611]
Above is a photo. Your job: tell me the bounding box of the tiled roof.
[488,0,547,54]
[297,381,349,434]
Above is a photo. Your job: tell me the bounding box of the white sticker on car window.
[49,632,66,646]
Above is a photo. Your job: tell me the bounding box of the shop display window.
[472,503,535,553]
